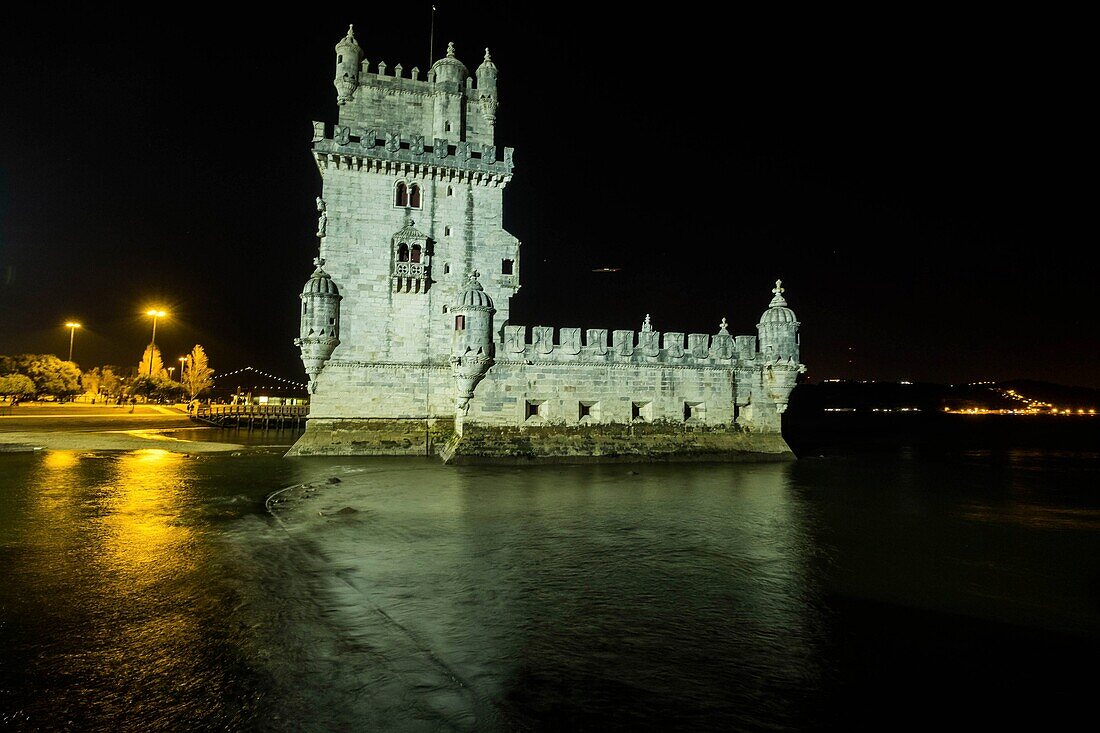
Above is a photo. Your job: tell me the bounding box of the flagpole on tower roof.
[429,5,436,74]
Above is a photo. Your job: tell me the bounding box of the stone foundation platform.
[285,418,454,457]
[287,418,794,463]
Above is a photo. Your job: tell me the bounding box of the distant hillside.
[788,380,1098,414]
[783,379,1099,456]
[1000,380,1100,411]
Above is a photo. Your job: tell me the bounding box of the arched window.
[395,182,408,207]
[397,243,409,262]
[409,184,421,208]
[447,185,454,197]
[445,121,452,132]
[410,244,422,263]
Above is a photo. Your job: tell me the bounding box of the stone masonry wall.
[466,360,740,427]
[317,163,518,365]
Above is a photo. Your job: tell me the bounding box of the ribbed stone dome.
[303,258,340,296]
[457,271,494,309]
[759,280,797,324]
[760,305,797,324]
[431,42,469,81]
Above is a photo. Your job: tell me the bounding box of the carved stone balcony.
[393,261,430,293]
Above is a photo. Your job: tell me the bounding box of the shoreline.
[0,404,245,453]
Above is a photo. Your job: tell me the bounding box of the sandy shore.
[0,403,244,453]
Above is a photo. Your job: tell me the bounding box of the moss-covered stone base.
[285,418,454,457]
[439,422,795,464]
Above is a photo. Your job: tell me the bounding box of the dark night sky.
[1,6,1095,386]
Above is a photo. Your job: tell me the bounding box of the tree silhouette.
[181,345,215,400]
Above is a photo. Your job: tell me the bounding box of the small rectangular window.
[525,400,546,421]
[578,401,600,422]
[445,226,452,236]
[329,317,336,326]
[501,258,514,275]
[455,315,465,330]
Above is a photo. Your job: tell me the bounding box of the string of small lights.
[213,366,307,389]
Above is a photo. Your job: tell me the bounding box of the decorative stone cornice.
[312,122,513,183]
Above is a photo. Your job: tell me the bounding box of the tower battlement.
[333,26,499,147]
[311,122,514,180]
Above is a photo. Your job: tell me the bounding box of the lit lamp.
[144,309,167,377]
[64,322,82,362]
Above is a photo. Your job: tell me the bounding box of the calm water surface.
[1,437,1097,730]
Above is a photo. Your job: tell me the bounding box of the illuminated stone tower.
[289,26,519,455]
[289,25,805,460]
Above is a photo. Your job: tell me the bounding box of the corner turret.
[334,25,362,105]
[295,257,342,392]
[758,279,800,362]
[431,41,469,88]
[754,279,805,419]
[450,271,495,418]
[451,270,495,359]
[476,48,499,127]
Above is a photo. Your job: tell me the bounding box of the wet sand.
[0,403,244,453]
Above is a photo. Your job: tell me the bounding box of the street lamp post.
[145,309,167,378]
[179,356,188,392]
[64,322,81,362]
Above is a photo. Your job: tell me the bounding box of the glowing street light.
[144,309,167,378]
[64,321,81,362]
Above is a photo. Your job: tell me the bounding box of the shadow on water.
[2,443,1098,730]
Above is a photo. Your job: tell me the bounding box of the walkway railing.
[192,404,309,430]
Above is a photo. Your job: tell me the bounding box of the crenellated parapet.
[311,122,513,184]
[498,320,801,369]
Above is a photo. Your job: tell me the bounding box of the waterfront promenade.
[0,402,240,452]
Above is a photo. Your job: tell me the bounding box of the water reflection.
[250,461,825,730]
[101,449,193,576]
[3,449,272,730]
[4,447,1099,731]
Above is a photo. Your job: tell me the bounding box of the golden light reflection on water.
[101,449,196,578]
[42,449,80,470]
[21,447,227,722]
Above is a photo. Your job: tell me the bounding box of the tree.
[0,373,35,400]
[99,367,122,398]
[138,345,167,378]
[14,354,82,400]
[181,345,214,400]
[82,367,102,396]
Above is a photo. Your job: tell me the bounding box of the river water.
[1,433,1098,731]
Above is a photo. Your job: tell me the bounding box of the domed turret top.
[432,41,469,81]
[760,279,797,325]
[336,24,361,52]
[303,256,340,296]
[457,270,494,309]
[477,48,498,74]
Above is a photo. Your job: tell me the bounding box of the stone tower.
[290,26,519,454]
[289,26,806,461]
